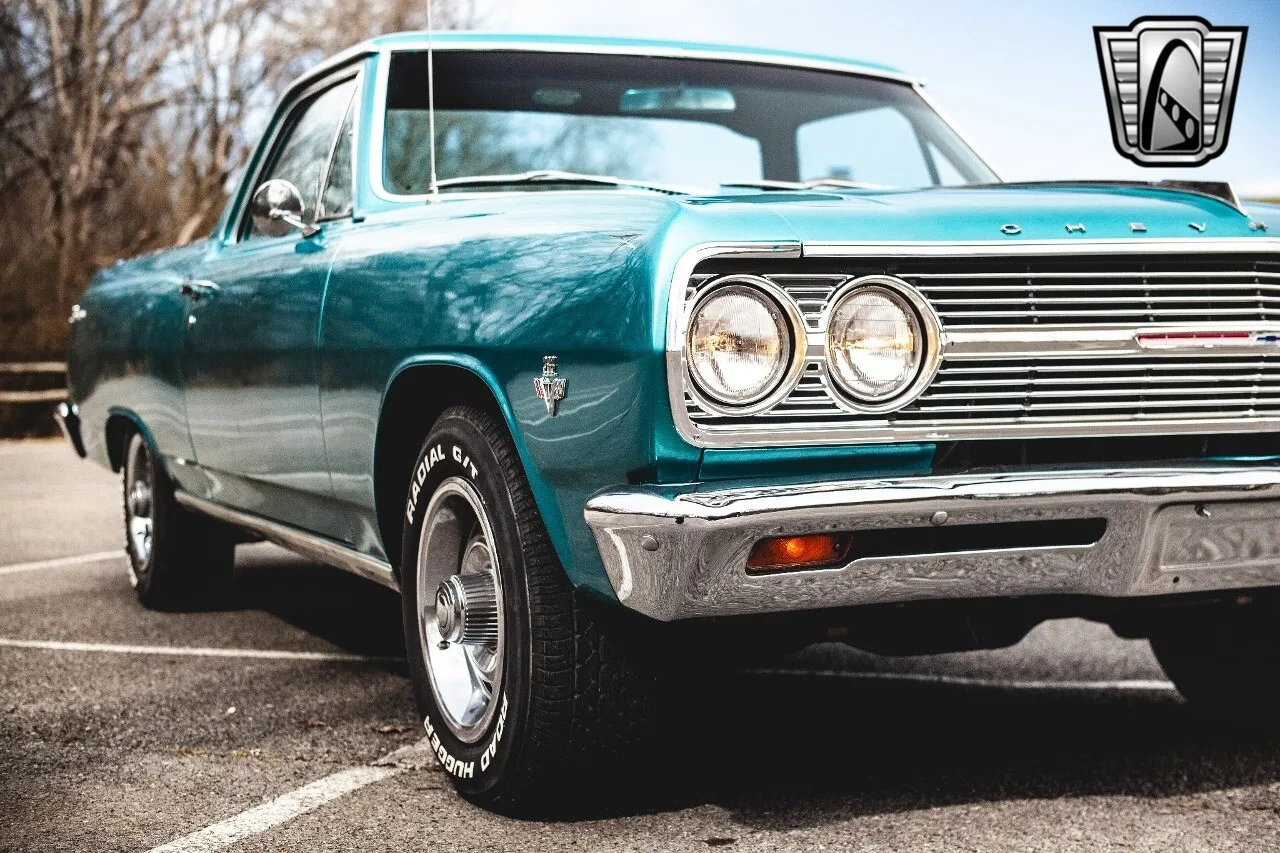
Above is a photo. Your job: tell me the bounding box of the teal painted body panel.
[181,227,339,530]
[64,35,1279,605]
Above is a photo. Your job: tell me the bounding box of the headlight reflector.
[826,285,923,402]
[687,283,793,407]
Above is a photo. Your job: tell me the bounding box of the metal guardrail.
[0,362,67,404]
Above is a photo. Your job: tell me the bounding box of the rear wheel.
[401,406,663,813]
[122,432,235,609]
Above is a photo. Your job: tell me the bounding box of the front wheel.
[122,432,235,609]
[401,406,662,812]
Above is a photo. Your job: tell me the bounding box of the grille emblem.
[1095,17,1247,166]
[1136,331,1280,350]
[533,356,567,416]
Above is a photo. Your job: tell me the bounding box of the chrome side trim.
[584,465,1280,621]
[174,492,399,592]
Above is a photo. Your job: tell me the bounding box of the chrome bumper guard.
[583,466,1280,621]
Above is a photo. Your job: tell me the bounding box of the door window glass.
[246,78,356,239]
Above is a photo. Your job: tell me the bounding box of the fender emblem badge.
[1000,224,1021,235]
[533,356,567,416]
[1065,223,1087,233]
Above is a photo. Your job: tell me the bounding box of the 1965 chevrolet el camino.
[59,32,1280,808]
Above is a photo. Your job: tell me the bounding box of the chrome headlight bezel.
[682,275,808,416]
[822,275,942,413]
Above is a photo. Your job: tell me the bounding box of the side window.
[797,107,933,187]
[245,78,356,239]
[320,89,358,220]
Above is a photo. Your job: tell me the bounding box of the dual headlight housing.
[684,274,939,415]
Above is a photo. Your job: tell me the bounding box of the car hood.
[673,183,1268,244]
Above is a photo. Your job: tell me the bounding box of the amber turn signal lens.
[746,533,851,573]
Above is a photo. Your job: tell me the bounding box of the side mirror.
[250,179,317,238]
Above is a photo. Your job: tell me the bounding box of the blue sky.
[481,0,1280,197]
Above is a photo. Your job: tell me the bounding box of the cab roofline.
[285,31,919,98]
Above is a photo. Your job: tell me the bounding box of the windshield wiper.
[721,178,890,191]
[433,170,687,195]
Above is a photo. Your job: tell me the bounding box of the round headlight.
[687,282,794,408]
[826,284,924,403]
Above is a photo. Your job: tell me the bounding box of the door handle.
[180,279,220,300]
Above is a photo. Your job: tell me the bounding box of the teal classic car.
[61,32,1280,809]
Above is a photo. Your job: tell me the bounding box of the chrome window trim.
[682,275,809,416]
[227,65,363,243]
[665,238,1280,449]
[365,43,982,204]
[315,74,362,222]
[911,83,1001,184]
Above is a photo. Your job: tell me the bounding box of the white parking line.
[0,637,404,664]
[144,738,435,853]
[0,550,124,577]
[145,765,404,853]
[746,667,1177,692]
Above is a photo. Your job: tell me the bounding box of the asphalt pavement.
[3,438,1280,852]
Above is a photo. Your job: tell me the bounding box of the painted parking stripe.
[0,550,124,576]
[145,765,403,853]
[745,667,1176,692]
[0,637,404,664]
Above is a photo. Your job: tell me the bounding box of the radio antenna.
[426,0,439,199]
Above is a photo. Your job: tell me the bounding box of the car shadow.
[675,674,1280,831]
[228,543,407,664]
[221,544,1280,826]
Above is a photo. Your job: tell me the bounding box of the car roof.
[294,31,916,94]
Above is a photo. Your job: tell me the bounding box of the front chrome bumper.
[583,466,1280,621]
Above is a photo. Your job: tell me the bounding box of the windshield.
[382,50,998,194]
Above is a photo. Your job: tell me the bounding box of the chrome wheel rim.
[124,437,154,585]
[417,477,506,743]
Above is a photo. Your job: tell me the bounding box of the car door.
[181,72,359,531]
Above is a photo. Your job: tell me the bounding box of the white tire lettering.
[422,694,508,779]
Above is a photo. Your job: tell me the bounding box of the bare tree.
[0,0,471,369]
[0,0,195,309]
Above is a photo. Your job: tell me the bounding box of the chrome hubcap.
[417,477,505,743]
[124,437,154,580]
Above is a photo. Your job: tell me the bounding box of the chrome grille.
[910,270,1280,326]
[680,251,1280,443]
